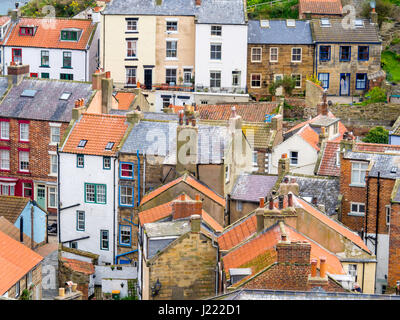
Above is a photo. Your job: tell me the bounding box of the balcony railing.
[194,85,248,95]
[152,83,194,92]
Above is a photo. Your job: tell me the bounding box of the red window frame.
[0,146,10,172]
[0,119,10,141]
[17,148,30,174]
[12,48,22,63]
[18,120,30,143]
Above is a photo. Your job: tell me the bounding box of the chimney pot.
[268,197,274,210]
[281,234,287,242]
[180,194,185,201]
[282,153,287,159]
[259,197,265,208]
[288,193,293,207]
[192,119,196,127]
[311,258,318,277]
[320,257,327,278]
[195,194,200,201]
[278,195,284,210]
[106,71,111,79]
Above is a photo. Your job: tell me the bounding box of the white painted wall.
[154,90,195,112]
[195,24,247,90]
[102,279,129,298]
[59,152,118,265]
[271,134,318,175]
[366,233,389,293]
[95,265,138,285]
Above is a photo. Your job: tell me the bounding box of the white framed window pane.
[166,68,177,84]
[51,155,57,174]
[127,40,137,57]
[51,126,60,144]
[270,48,278,61]
[97,184,106,204]
[120,186,133,205]
[0,122,9,139]
[0,150,10,170]
[210,71,221,88]
[127,20,137,31]
[49,187,57,207]
[20,123,29,141]
[120,225,131,244]
[86,184,95,202]
[19,151,29,171]
[166,41,177,58]
[126,67,137,86]
[210,44,222,60]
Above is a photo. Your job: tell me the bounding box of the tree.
[281,75,296,96]
[362,126,389,144]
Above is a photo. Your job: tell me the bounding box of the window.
[15,281,20,298]
[166,40,177,58]
[77,211,85,231]
[290,151,298,165]
[333,122,339,135]
[41,50,49,67]
[120,162,134,179]
[210,71,221,88]
[336,150,341,167]
[232,71,240,87]
[340,46,351,61]
[351,162,368,186]
[166,68,177,85]
[356,73,367,90]
[12,48,22,64]
[162,97,171,108]
[183,68,192,85]
[126,19,137,32]
[50,126,60,144]
[63,52,72,68]
[270,47,278,62]
[103,156,111,170]
[20,27,35,36]
[350,202,365,216]
[105,142,114,151]
[50,154,57,175]
[48,186,57,208]
[386,205,391,226]
[126,39,137,58]
[100,230,109,250]
[1,183,15,196]
[354,19,364,27]
[211,25,222,36]
[77,154,84,168]
[318,73,329,89]
[291,48,302,62]
[126,67,137,86]
[27,271,32,286]
[120,185,133,206]
[251,47,262,62]
[320,18,331,27]
[358,46,369,61]
[252,151,258,171]
[78,140,87,148]
[19,151,29,172]
[60,92,71,100]
[19,122,29,142]
[0,120,9,140]
[61,30,79,41]
[85,183,107,204]
[236,200,243,212]
[166,21,177,32]
[0,149,10,170]
[319,46,331,61]
[260,20,270,28]
[60,73,73,80]
[225,165,230,183]
[41,73,49,79]
[348,264,358,282]
[23,183,32,198]
[119,225,132,246]
[292,74,301,88]
[251,74,261,88]
[210,44,222,60]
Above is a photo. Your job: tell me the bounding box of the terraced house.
[311,15,382,96]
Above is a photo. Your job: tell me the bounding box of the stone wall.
[305,80,323,112]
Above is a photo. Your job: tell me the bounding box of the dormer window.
[19,26,36,36]
[61,29,81,41]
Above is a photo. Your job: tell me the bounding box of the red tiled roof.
[295,196,370,253]
[0,16,10,27]
[0,230,43,295]
[138,194,223,232]
[5,18,96,50]
[285,111,337,135]
[354,142,400,153]
[198,103,277,122]
[115,92,136,110]
[318,141,341,177]
[218,214,257,251]
[299,0,342,15]
[298,124,320,151]
[62,113,129,156]
[61,257,95,275]
[140,174,226,207]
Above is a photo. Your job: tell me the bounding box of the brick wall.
[6,262,42,300]
[58,259,91,300]
[148,232,217,300]
[388,202,400,291]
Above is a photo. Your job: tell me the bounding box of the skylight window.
[78,139,87,148]
[60,92,71,100]
[286,19,296,27]
[391,167,398,173]
[21,89,37,98]
[320,18,331,27]
[260,20,269,28]
[354,19,364,27]
[105,142,114,150]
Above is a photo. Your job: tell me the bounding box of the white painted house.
[59,113,131,265]
[1,15,99,81]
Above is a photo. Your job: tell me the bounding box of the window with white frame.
[100,230,109,250]
[291,74,301,88]
[85,183,106,204]
[350,202,365,216]
[166,68,177,85]
[120,163,134,178]
[270,47,278,62]
[210,71,221,88]
[252,151,258,171]
[211,25,222,36]
[19,123,29,142]
[27,270,32,286]
[290,151,298,165]
[386,205,391,226]
[210,43,222,60]
[336,150,341,167]
[50,154,57,175]
[166,40,177,58]
[251,47,262,62]
[126,19,137,32]
[120,225,131,246]
[50,125,60,144]
[251,74,261,88]
[77,210,85,231]
[291,48,302,62]
[120,185,133,206]
[232,71,241,87]
[347,264,358,282]
[183,68,192,84]
[0,121,9,140]
[19,151,29,172]
[48,186,57,208]
[126,39,137,58]
[351,162,368,186]
[333,122,339,135]
[166,21,178,32]
[0,149,9,170]
[126,67,136,86]
[236,200,243,212]
[103,156,111,169]
[15,281,20,298]
[1,183,15,196]
[225,165,230,183]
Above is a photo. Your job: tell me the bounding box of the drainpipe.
[362,262,365,292]
[211,237,219,295]
[143,153,146,199]
[375,172,380,256]
[57,144,61,243]
[137,150,140,207]
[113,156,117,265]
[30,204,34,249]
[365,175,370,244]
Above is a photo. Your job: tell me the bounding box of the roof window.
[60,92,72,100]
[21,89,37,98]
[320,18,331,27]
[286,19,296,27]
[105,142,114,150]
[260,20,269,28]
[78,139,87,148]
[19,26,36,36]
[354,19,364,27]
[60,29,82,41]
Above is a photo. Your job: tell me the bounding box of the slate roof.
[0,230,43,295]
[0,77,9,98]
[120,119,229,164]
[103,0,246,24]
[5,17,97,50]
[299,0,342,15]
[230,174,278,202]
[285,175,339,216]
[248,20,313,45]
[61,113,129,156]
[0,196,29,224]
[0,79,94,122]
[311,18,381,44]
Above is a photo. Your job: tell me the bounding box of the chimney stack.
[278,153,290,176]
[172,193,203,220]
[276,240,311,264]
[318,126,328,149]
[318,91,328,116]
[371,7,378,24]
[190,214,201,233]
[101,74,114,114]
[288,193,293,207]
[7,64,29,87]
[92,69,106,90]
[126,109,143,126]
[195,0,202,6]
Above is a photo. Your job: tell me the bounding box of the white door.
[274,74,283,96]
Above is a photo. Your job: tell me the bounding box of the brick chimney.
[195,0,202,6]
[172,193,203,220]
[258,195,297,231]
[92,69,106,90]
[101,72,114,114]
[7,64,29,86]
[72,99,87,121]
[370,7,378,24]
[176,111,198,174]
[278,153,290,176]
[276,240,311,264]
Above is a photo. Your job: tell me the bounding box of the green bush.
[361,0,394,25]
[21,0,96,17]
[362,126,389,144]
[364,87,387,104]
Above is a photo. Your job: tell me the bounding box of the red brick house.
[0,64,95,214]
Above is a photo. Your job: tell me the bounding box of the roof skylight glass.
[105,142,114,150]
[21,89,37,98]
[78,139,87,148]
[60,92,72,100]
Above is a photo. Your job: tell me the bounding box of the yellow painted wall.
[342,262,376,294]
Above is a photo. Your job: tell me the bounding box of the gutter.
[115,249,138,264]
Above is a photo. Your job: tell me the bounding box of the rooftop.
[144,219,191,238]
[299,0,342,15]
[0,216,34,248]
[230,174,278,202]
[0,196,29,224]
[61,257,95,275]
